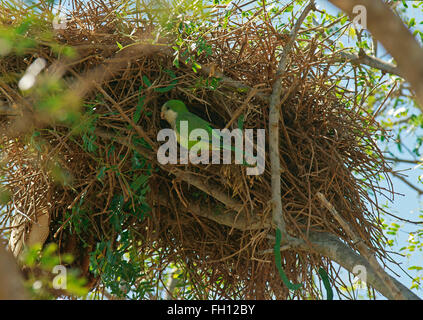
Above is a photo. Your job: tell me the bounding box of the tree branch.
[307,232,420,300]
[199,65,270,104]
[385,156,421,165]
[335,51,403,77]
[268,1,315,242]
[0,246,29,299]
[154,192,271,231]
[391,171,423,196]
[317,192,406,300]
[328,0,423,109]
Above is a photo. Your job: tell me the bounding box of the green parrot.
[160,99,245,159]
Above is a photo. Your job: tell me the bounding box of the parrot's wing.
[176,112,218,144]
[175,112,254,166]
[176,112,249,156]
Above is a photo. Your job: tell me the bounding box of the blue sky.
[314,0,423,299]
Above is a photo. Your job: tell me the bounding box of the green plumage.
[161,99,236,152]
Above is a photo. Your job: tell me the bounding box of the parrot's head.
[161,99,188,124]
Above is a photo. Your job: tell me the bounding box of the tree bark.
[308,232,420,300]
[0,246,28,299]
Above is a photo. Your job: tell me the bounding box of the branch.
[306,232,420,300]
[391,171,423,196]
[189,194,420,299]
[200,65,270,104]
[328,0,423,109]
[0,246,29,299]
[0,105,19,116]
[171,169,244,212]
[94,84,156,150]
[317,192,406,300]
[268,1,315,242]
[335,51,403,77]
[164,269,179,300]
[385,156,421,165]
[154,192,271,231]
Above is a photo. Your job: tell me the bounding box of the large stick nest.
[0,1,393,299]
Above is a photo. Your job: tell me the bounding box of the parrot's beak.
[160,105,166,119]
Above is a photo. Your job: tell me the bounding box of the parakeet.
[160,99,264,174]
[161,99,238,153]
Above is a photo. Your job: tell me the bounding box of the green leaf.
[318,267,333,300]
[173,55,180,68]
[15,19,32,35]
[154,86,174,93]
[142,75,152,87]
[192,61,202,73]
[154,69,178,93]
[131,174,149,192]
[133,136,152,150]
[97,166,107,181]
[133,94,145,123]
[274,229,302,291]
[237,114,244,130]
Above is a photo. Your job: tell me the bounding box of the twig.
[154,192,270,231]
[199,65,270,104]
[385,156,422,165]
[335,51,402,77]
[391,171,423,196]
[94,83,156,151]
[223,85,259,129]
